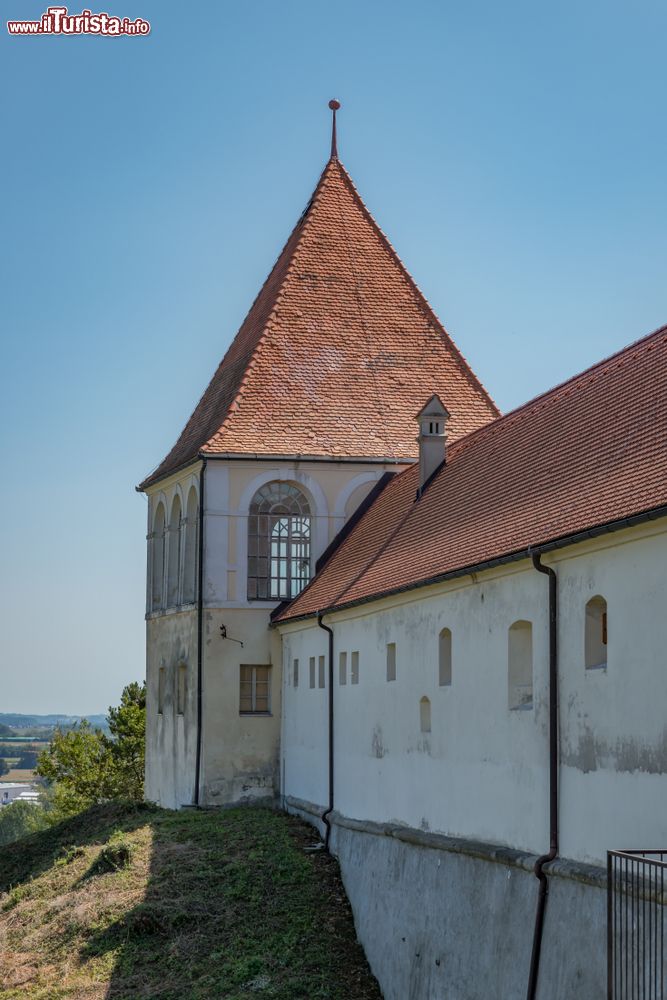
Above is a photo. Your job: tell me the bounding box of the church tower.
[138,103,498,809]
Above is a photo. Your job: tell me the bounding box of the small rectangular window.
[293,658,299,688]
[240,664,271,715]
[386,643,396,682]
[318,655,326,689]
[351,651,359,685]
[177,664,187,715]
[309,656,316,689]
[339,651,347,685]
[158,666,166,715]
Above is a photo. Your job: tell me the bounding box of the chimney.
[416,395,449,493]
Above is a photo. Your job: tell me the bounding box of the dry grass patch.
[0,803,381,999]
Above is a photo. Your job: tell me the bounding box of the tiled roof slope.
[139,157,498,489]
[275,324,667,622]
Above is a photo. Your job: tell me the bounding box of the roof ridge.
[202,160,338,453]
[334,160,500,418]
[450,321,667,460]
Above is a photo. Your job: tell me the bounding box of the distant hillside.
[0,713,108,730]
[0,803,380,999]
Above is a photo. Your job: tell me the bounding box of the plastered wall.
[280,522,667,866]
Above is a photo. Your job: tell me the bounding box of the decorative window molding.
[151,503,166,612]
[247,481,311,601]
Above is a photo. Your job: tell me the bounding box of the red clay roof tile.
[275,324,667,622]
[139,158,498,489]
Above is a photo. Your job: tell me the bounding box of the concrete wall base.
[285,796,607,1000]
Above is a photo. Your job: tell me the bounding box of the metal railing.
[608,850,667,999]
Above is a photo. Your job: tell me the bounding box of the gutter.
[274,502,667,626]
[139,452,412,492]
[317,614,335,850]
[526,552,558,1000]
[193,458,207,807]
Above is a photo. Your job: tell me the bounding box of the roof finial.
[328,99,341,159]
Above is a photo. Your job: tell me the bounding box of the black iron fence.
[608,850,667,999]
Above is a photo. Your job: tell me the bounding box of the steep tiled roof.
[275,324,667,622]
[139,157,498,489]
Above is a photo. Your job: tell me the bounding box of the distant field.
[0,803,381,999]
[0,770,36,783]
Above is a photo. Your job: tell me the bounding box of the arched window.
[151,502,166,611]
[183,486,199,605]
[167,494,182,608]
[508,620,533,710]
[585,596,608,669]
[247,482,311,600]
[439,628,452,686]
[420,696,431,733]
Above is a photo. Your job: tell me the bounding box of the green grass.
[0,803,381,999]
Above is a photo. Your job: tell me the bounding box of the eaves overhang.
[272,501,667,628]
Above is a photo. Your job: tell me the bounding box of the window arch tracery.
[247,482,311,600]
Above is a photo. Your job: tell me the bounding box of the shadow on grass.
[0,804,379,998]
[79,806,381,1000]
[0,801,153,895]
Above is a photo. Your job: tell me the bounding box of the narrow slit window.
[309,656,316,689]
[585,596,608,670]
[351,651,359,685]
[293,658,299,688]
[339,651,347,685]
[508,620,533,710]
[318,655,326,689]
[158,666,166,715]
[439,628,452,686]
[386,643,396,682]
[420,696,431,733]
[239,664,271,715]
[177,664,187,715]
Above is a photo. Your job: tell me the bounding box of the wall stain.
[372,726,387,759]
[562,723,667,774]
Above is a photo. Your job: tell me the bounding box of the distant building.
[0,783,35,806]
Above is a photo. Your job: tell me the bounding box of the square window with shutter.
[239,665,272,715]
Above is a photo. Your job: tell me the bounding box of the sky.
[1,0,665,714]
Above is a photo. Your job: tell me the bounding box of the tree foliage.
[0,799,49,846]
[36,682,146,817]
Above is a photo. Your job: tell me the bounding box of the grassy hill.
[0,803,381,1000]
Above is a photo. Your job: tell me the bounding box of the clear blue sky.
[1,0,665,713]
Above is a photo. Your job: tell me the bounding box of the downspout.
[317,614,334,850]
[526,552,558,1000]
[194,458,207,807]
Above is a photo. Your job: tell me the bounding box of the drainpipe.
[194,458,207,807]
[526,551,558,1000]
[317,614,334,850]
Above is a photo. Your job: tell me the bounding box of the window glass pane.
[247,482,311,601]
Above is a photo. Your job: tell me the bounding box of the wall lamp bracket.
[219,624,243,647]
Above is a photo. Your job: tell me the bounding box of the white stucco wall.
[279,521,667,866]
[144,456,405,808]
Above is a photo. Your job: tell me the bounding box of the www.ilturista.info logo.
[7,7,150,35]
